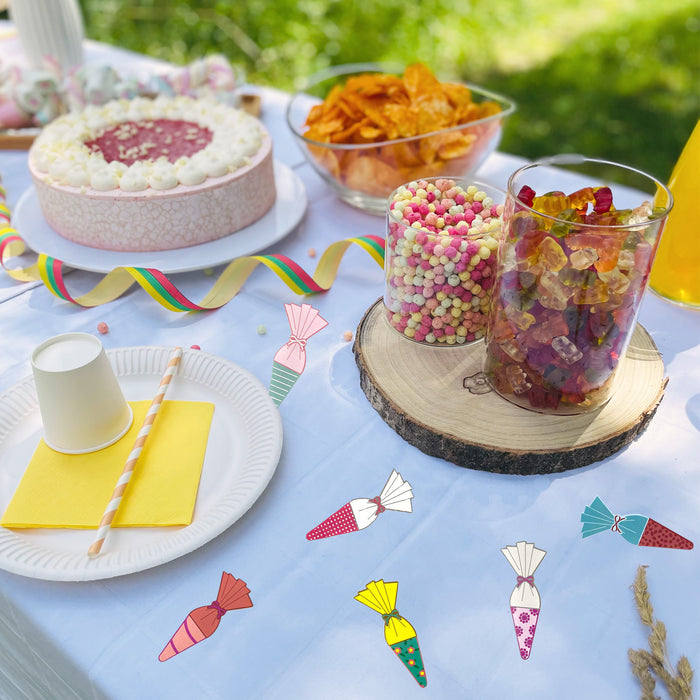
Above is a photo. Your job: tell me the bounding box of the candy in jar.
[484,157,673,414]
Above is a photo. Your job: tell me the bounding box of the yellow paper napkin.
[1,400,214,529]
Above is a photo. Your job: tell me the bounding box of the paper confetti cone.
[581,496,693,550]
[501,542,546,660]
[159,572,252,661]
[355,580,427,687]
[306,470,413,540]
[269,303,328,406]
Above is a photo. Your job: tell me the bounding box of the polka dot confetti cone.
[501,542,546,661]
[355,579,427,687]
[581,496,693,549]
[306,470,413,540]
[158,572,252,662]
[268,303,327,407]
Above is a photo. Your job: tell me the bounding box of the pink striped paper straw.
[87,347,183,557]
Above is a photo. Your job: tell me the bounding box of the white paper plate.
[0,346,283,581]
[12,160,307,274]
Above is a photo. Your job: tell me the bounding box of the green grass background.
[72,1,700,183]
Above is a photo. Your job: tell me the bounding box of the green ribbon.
[382,608,401,625]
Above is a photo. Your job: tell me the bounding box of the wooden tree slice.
[353,299,666,475]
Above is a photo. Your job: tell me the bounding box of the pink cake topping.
[85,119,213,166]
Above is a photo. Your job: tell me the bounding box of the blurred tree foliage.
[77,0,699,182]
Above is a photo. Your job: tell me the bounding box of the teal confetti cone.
[269,361,301,406]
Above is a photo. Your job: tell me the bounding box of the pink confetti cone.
[306,470,413,540]
[510,606,541,660]
[269,303,327,406]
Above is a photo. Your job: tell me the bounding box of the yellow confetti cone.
[355,580,427,687]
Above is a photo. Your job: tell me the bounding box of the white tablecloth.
[0,27,698,700]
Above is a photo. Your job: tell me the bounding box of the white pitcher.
[9,0,85,72]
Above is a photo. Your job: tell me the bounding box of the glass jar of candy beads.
[384,178,505,345]
[484,156,673,414]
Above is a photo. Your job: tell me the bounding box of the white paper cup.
[31,333,133,454]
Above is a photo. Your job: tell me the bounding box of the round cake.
[28,95,276,252]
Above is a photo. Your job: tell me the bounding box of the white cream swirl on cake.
[28,96,276,252]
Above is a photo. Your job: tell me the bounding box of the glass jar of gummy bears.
[484,156,673,415]
[384,177,506,345]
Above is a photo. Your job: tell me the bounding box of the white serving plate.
[12,160,307,274]
[0,346,283,581]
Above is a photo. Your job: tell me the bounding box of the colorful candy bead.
[384,178,503,345]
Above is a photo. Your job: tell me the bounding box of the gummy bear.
[506,364,532,395]
[490,311,516,343]
[616,249,635,271]
[573,281,610,305]
[592,186,613,213]
[504,304,536,330]
[598,267,630,295]
[568,187,595,211]
[538,271,573,310]
[536,236,568,272]
[514,227,547,261]
[569,248,598,270]
[500,338,526,362]
[517,185,536,208]
[550,208,582,238]
[530,310,570,344]
[551,335,583,364]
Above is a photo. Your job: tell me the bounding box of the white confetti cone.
[501,541,546,660]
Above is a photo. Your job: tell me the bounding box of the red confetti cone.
[639,518,694,550]
[306,471,413,540]
[158,572,252,661]
[306,502,358,540]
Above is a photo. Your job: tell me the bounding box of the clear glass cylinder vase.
[384,177,505,346]
[483,156,673,414]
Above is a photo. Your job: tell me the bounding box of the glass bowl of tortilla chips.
[286,62,515,215]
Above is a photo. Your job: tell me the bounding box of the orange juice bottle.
[649,120,700,307]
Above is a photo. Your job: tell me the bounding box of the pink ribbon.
[516,575,534,588]
[369,496,385,515]
[272,304,328,374]
[208,600,227,619]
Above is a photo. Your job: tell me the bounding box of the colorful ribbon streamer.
[0,184,385,311]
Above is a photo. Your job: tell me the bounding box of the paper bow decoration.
[581,496,693,550]
[501,541,546,660]
[269,303,327,406]
[355,580,427,687]
[159,572,252,661]
[0,54,240,129]
[306,469,413,540]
